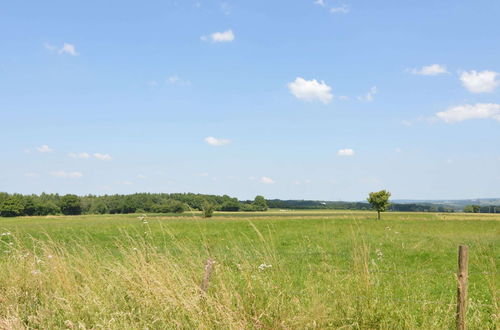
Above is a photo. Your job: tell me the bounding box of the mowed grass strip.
[0,211,498,328]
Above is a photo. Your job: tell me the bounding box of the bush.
[220,200,240,212]
[202,202,214,218]
[151,200,185,214]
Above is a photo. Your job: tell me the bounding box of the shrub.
[151,200,185,214]
[202,202,214,218]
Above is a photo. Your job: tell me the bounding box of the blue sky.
[1,0,499,200]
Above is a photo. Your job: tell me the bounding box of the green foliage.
[0,195,25,217]
[253,195,268,211]
[89,200,109,214]
[464,204,480,213]
[202,202,214,218]
[220,198,241,211]
[60,194,82,215]
[367,190,391,220]
[35,201,60,216]
[151,200,185,214]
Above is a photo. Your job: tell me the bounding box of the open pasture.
[0,210,498,329]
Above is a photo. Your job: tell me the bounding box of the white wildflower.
[258,263,272,271]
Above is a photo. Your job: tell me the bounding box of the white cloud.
[137,174,147,179]
[68,152,111,160]
[59,43,78,56]
[168,75,180,84]
[51,171,83,178]
[45,42,79,56]
[331,4,349,14]
[93,153,112,161]
[68,152,90,159]
[260,176,275,184]
[337,148,355,156]
[314,0,325,6]
[36,145,53,153]
[201,29,235,43]
[460,70,499,93]
[287,77,333,104]
[436,103,500,123]
[409,64,448,76]
[204,136,231,146]
[167,75,190,86]
[24,172,38,177]
[358,86,377,101]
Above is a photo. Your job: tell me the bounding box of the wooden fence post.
[456,245,468,330]
[200,258,215,293]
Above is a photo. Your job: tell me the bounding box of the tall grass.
[0,217,498,329]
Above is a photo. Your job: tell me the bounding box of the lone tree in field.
[367,190,391,220]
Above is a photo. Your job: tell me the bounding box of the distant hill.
[265,198,500,213]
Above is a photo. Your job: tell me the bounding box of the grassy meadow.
[0,210,498,329]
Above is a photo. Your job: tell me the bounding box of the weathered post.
[456,245,468,330]
[200,258,215,293]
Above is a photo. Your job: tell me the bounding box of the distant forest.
[0,192,499,217]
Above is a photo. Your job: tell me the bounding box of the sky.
[1,0,499,201]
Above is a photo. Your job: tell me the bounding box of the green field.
[0,210,498,329]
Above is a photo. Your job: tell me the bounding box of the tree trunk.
[377,210,380,220]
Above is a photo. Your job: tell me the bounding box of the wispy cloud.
[358,86,377,102]
[288,77,333,104]
[337,148,355,156]
[68,152,112,160]
[36,145,53,153]
[330,4,349,14]
[24,172,38,177]
[314,0,325,6]
[68,152,90,159]
[408,64,448,76]
[167,75,191,85]
[436,103,500,123]
[51,171,83,178]
[460,70,499,93]
[201,29,235,43]
[45,42,79,56]
[205,136,231,146]
[93,153,112,161]
[260,176,275,184]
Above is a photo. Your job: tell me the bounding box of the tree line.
[0,193,268,217]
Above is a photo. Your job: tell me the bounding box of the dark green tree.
[367,190,391,220]
[0,196,25,217]
[253,195,268,211]
[90,200,109,214]
[60,194,82,215]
